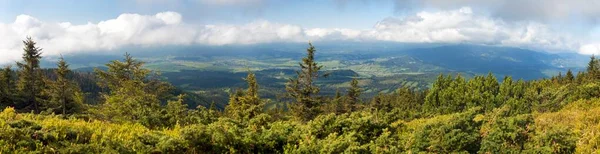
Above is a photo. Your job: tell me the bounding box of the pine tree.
[286,42,323,121]
[369,93,384,111]
[345,77,361,112]
[498,76,514,100]
[556,72,563,83]
[95,53,150,91]
[0,66,15,108]
[16,37,45,112]
[94,53,167,127]
[483,72,499,110]
[586,55,599,80]
[423,74,446,114]
[576,71,585,84]
[332,89,344,114]
[165,94,189,126]
[225,72,264,121]
[46,57,84,114]
[565,69,574,82]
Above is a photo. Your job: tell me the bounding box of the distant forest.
[1,38,600,153]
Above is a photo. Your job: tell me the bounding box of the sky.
[1,0,600,64]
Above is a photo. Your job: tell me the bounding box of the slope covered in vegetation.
[1,38,600,153]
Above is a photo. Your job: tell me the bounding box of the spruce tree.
[286,42,323,121]
[95,53,150,90]
[16,37,45,112]
[369,93,384,111]
[345,77,361,112]
[0,66,14,108]
[424,74,445,114]
[484,72,499,109]
[556,72,563,83]
[225,72,264,121]
[586,55,599,80]
[576,71,585,84]
[94,53,167,127]
[47,57,83,114]
[331,89,344,114]
[565,69,574,82]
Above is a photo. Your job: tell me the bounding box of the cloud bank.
[392,0,600,22]
[0,7,595,64]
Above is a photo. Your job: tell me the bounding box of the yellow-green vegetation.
[2,39,600,153]
[2,98,599,153]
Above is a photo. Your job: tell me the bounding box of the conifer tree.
[369,93,384,111]
[225,72,264,121]
[286,42,323,121]
[498,76,514,100]
[565,69,574,82]
[46,57,84,114]
[345,77,361,112]
[165,94,189,126]
[556,72,563,83]
[576,71,585,84]
[331,89,344,114]
[16,37,45,112]
[95,53,150,91]
[586,55,599,80]
[484,72,499,93]
[423,74,446,114]
[94,53,167,127]
[0,66,15,108]
[483,72,499,109]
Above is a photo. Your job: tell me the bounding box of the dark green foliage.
[16,37,45,113]
[566,69,574,82]
[344,77,361,112]
[45,57,84,114]
[225,72,265,122]
[0,66,15,109]
[286,43,323,121]
[587,55,600,80]
[92,53,180,128]
[4,40,600,153]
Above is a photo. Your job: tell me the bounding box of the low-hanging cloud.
[0,7,592,64]
[392,0,600,23]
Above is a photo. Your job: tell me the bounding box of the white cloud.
[579,44,600,55]
[0,8,590,64]
[392,0,600,22]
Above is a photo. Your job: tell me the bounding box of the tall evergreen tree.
[46,57,84,114]
[94,53,169,128]
[345,77,361,112]
[95,53,149,91]
[331,89,344,114]
[576,71,585,84]
[369,93,384,112]
[586,55,599,80]
[0,66,15,108]
[423,74,447,114]
[556,72,563,83]
[16,37,45,112]
[483,72,500,110]
[286,42,323,121]
[565,69,574,82]
[225,72,264,121]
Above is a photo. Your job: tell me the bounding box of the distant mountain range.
[52,42,588,103]
[58,42,587,82]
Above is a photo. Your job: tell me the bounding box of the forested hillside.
[2,38,600,153]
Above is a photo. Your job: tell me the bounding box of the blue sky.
[0,0,394,29]
[0,0,600,64]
